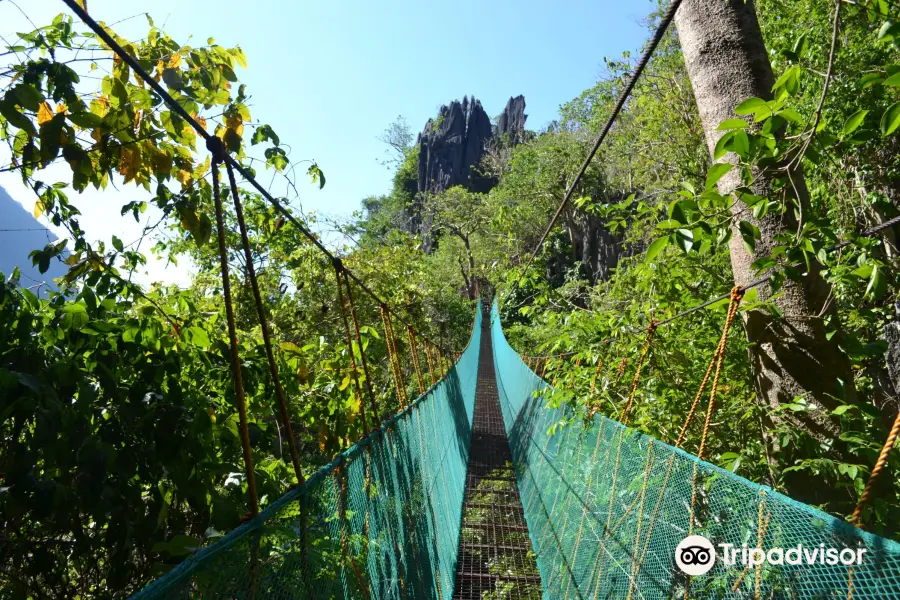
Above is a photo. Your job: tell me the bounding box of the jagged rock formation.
[495,95,527,142]
[412,95,527,251]
[416,96,501,196]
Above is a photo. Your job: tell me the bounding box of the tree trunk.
[675,0,857,461]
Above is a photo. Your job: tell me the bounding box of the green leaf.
[880,102,900,136]
[852,264,873,279]
[884,72,900,86]
[675,229,694,253]
[60,303,89,330]
[194,213,212,248]
[308,163,325,189]
[645,237,668,262]
[185,326,210,349]
[878,21,900,42]
[0,99,36,136]
[831,405,856,416]
[705,163,733,190]
[861,72,885,88]
[842,109,869,136]
[67,111,104,128]
[716,118,749,131]
[772,65,801,96]
[12,84,43,111]
[111,235,124,252]
[734,97,769,117]
[792,33,809,58]
[865,265,887,300]
[739,220,760,252]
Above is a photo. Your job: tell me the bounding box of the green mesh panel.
[132,306,481,600]
[489,300,900,600]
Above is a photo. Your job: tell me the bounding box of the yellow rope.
[846,409,900,598]
[627,441,655,600]
[223,158,304,487]
[850,410,900,526]
[336,265,369,433]
[424,339,437,385]
[618,322,657,426]
[341,268,379,421]
[407,325,427,395]
[590,357,603,395]
[697,287,744,460]
[209,147,258,516]
[380,306,407,408]
[387,310,409,404]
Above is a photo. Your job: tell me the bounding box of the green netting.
[490,301,900,600]
[132,305,481,600]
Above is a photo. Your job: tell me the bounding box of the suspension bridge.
[43,1,900,598]
[130,299,900,599]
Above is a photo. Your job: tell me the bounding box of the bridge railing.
[132,303,482,600]
[490,300,900,600]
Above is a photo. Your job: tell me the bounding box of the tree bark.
[674,0,857,456]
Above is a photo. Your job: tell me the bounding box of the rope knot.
[205,135,227,163]
[731,286,745,300]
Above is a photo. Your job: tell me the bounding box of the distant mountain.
[0,185,68,296]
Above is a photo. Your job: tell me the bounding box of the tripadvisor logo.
[675,535,716,576]
[675,535,867,576]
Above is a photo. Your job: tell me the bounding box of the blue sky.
[1,0,654,285]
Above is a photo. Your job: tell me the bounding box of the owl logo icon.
[675,535,716,576]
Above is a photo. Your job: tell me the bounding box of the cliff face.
[416,95,515,197]
[412,95,527,251]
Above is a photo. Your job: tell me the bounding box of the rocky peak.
[495,95,527,142]
[416,95,498,196]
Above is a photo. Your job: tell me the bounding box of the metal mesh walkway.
[453,302,541,599]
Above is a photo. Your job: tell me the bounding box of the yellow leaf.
[225,114,243,138]
[37,102,54,126]
[155,60,164,83]
[55,103,67,114]
[175,169,191,188]
[168,53,182,69]
[152,150,173,175]
[207,407,216,423]
[118,146,141,183]
[33,199,45,218]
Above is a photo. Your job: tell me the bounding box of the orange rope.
[614,356,628,384]
[407,325,427,395]
[697,287,744,460]
[388,310,408,403]
[335,264,369,433]
[209,143,258,516]
[223,159,304,487]
[424,338,437,385]
[341,268,378,421]
[618,322,657,426]
[380,306,408,408]
[676,287,744,449]
[850,410,900,526]
[590,357,603,395]
[685,287,743,562]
